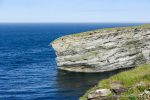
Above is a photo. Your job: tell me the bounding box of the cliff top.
[51,24,150,45]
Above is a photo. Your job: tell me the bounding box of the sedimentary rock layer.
[51,24,150,72]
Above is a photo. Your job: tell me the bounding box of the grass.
[68,24,150,37]
[80,64,150,100]
[51,24,150,45]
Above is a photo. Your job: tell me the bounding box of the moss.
[80,64,150,100]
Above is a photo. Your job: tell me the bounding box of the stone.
[88,89,112,99]
[110,82,126,94]
[138,90,150,100]
[112,88,126,95]
[51,24,150,72]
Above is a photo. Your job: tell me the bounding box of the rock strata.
[51,24,150,72]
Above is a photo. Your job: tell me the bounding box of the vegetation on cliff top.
[80,64,150,100]
[51,24,150,45]
[72,24,150,37]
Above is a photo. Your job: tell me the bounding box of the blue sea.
[0,23,142,100]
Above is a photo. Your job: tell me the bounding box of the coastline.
[80,64,150,100]
[51,24,150,73]
[51,24,150,100]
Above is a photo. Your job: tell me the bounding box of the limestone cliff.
[51,24,150,72]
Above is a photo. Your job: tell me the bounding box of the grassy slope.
[80,64,150,100]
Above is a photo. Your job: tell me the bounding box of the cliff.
[51,24,150,72]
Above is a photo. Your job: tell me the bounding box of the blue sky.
[0,0,150,23]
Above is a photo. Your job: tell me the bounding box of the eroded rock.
[51,24,150,72]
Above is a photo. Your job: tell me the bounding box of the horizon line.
[0,22,149,24]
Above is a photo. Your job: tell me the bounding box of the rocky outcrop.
[51,24,150,72]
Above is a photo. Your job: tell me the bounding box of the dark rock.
[112,87,127,95]
[110,82,127,94]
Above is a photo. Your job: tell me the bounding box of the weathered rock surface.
[110,82,126,95]
[138,90,150,100]
[51,24,150,72]
[88,89,112,100]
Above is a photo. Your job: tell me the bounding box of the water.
[0,23,142,100]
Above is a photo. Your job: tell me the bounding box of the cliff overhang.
[51,24,150,72]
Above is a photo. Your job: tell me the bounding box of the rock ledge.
[51,24,150,72]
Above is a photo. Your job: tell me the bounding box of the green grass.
[51,24,150,45]
[80,64,150,100]
[68,24,150,37]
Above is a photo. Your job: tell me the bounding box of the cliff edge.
[51,24,150,72]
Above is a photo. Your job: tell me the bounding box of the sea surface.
[0,23,142,100]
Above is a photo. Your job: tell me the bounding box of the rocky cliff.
[51,24,150,72]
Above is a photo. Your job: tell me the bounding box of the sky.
[0,0,150,23]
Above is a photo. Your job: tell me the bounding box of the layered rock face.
[51,25,150,72]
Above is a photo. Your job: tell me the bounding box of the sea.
[0,23,142,100]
